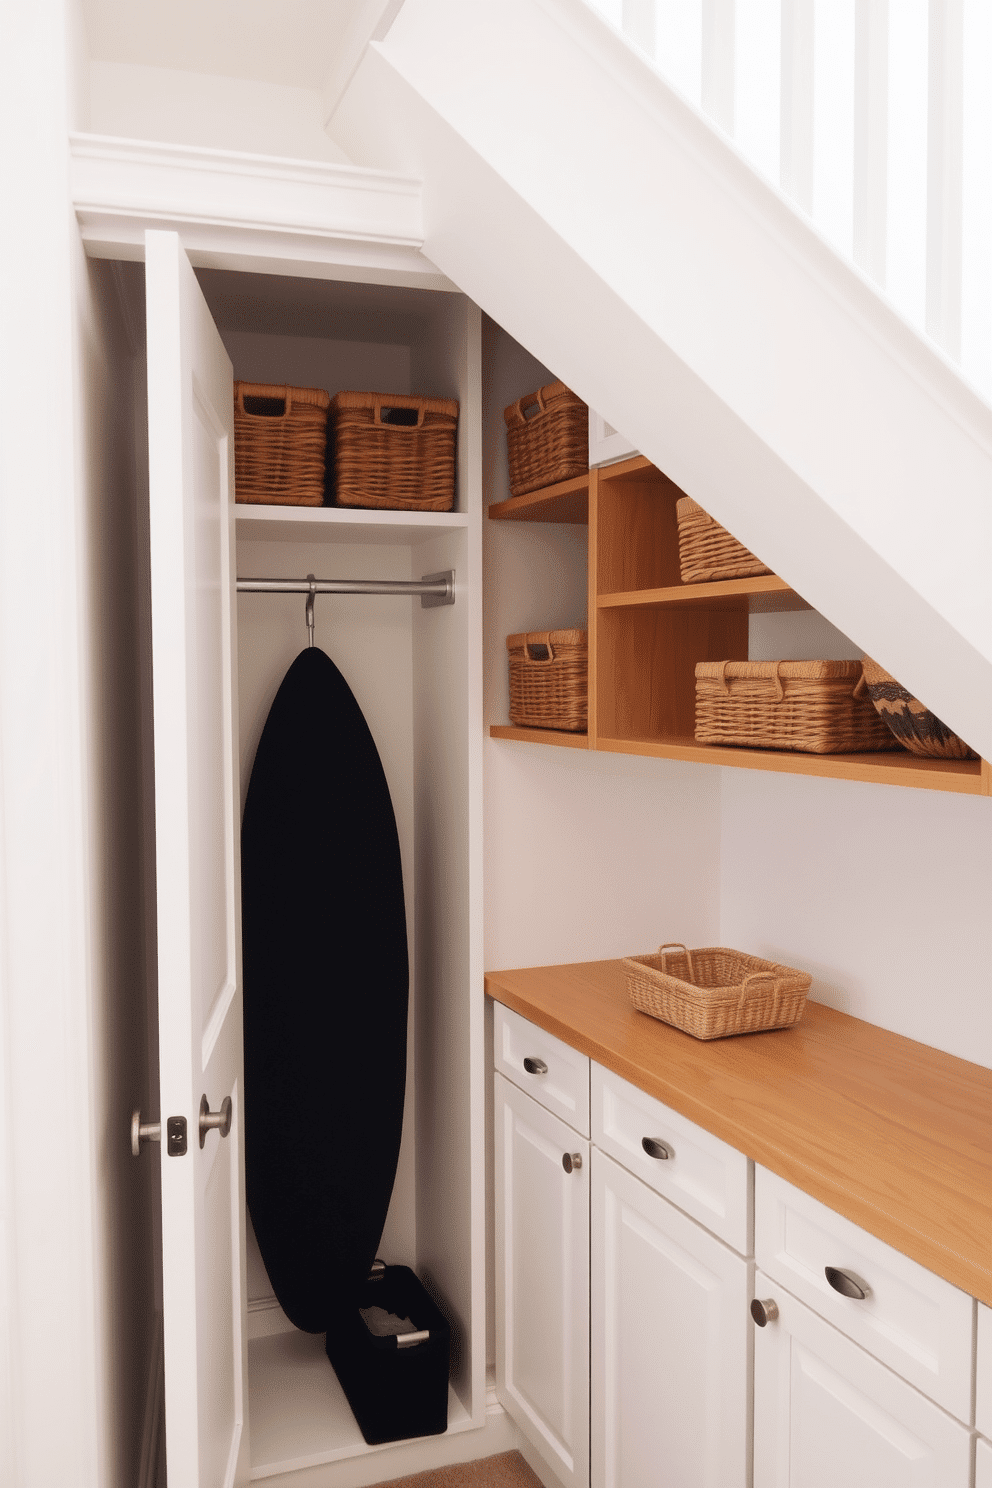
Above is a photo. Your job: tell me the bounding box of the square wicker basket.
[623,943,812,1040]
[504,381,588,497]
[330,391,458,511]
[695,660,900,754]
[676,497,771,583]
[234,382,330,506]
[507,630,588,732]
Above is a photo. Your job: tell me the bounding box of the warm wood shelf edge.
[490,724,590,749]
[485,959,992,1306]
[597,575,807,610]
[488,472,590,523]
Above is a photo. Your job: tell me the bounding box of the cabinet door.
[146,230,249,1487]
[752,1269,971,1487]
[495,1072,590,1488]
[591,1150,750,1488]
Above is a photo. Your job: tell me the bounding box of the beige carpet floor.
[373,1449,544,1488]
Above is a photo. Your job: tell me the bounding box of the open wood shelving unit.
[490,455,991,796]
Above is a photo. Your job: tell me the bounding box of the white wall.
[720,769,992,1069]
[89,60,350,164]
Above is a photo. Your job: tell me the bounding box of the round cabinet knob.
[825,1266,870,1300]
[750,1297,779,1327]
[523,1057,548,1075]
[641,1136,674,1161]
[562,1152,583,1174]
[130,1110,161,1158]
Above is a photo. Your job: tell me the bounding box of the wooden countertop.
[485,959,992,1306]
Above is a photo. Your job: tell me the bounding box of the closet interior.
[185,267,484,1479]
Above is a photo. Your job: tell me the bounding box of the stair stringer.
[329,0,992,762]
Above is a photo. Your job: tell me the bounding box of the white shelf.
[247,1330,473,1480]
[236,505,469,546]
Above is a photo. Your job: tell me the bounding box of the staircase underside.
[329,0,992,762]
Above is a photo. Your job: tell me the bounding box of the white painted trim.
[322,0,408,127]
[70,133,454,288]
[138,1310,165,1488]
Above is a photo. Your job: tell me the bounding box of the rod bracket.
[420,570,455,608]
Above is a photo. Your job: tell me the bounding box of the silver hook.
[306,574,316,647]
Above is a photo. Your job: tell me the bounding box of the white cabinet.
[977,1436,992,1488]
[752,1269,972,1486]
[979,1302,992,1439]
[591,1148,751,1488]
[495,1071,590,1488]
[496,1002,591,1134]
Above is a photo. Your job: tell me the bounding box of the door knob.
[131,1110,161,1157]
[199,1094,233,1148]
[562,1152,582,1174]
[523,1056,548,1075]
[750,1297,779,1327]
[825,1266,870,1300]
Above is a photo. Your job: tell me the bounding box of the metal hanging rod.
[236,570,455,609]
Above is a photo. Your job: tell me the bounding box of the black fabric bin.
[325,1264,450,1444]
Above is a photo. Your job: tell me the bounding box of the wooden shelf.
[490,724,590,749]
[488,472,590,524]
[598,576,810,613]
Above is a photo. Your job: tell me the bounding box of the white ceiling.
[82,0,362,89]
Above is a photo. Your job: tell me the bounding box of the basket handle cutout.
[512,387,547,426]
[239,387,292,419]
[524,633,555,663]
[657,942,694,981]
[375,401,424,428]
[738,971,780,1007]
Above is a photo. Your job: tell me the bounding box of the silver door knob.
[825,1266,870,1300]
[562,1152,582,1173]
[523,1056,548,1075]
[131,1110,161,1158]
[199,1094,233,1148]
[751,1297,779,1327]
[642,1136,674,1161]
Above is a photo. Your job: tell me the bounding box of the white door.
[146,229,249,1488]
[752,1270,971,1487]
[591,1149,750,1488]
[495,1072,590,1488]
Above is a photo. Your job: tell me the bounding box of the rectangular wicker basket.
[504,381,588,497]
[695,660,900,754]
[330,391,458,511]
[676,497,771,583]
[507,630,588,732]
[623,943,812,1040]
[234,382,330,506]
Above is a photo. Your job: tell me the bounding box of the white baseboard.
[137,1310,165,1488]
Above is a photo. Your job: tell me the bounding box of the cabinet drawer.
[494,1003,590,1136]
[591,1063,751,1253]
[752,1268,973,1487]
[979,1302,992,1439]
[977,1435,992,1488]
[755,1166,973,1419]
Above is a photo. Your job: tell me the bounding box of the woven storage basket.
[676,497,772,583]
[504,381,588,497]
[695,660,899,754]
[507,630,587,732]
[331,391,458,511]
[860,657,978,760]
[234,382,330,506]
[623,943,812,1040]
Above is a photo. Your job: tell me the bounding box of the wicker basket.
[331,391,458,511]
[695,660,899,754]
[507,630,587,732]
[504,381,588,497]
[234,382,330,506]
[860,657,978,760]
[623,943,812,1040]
[676,497,772,584]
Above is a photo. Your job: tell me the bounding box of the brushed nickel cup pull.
[642,1136,674,1161]
[825,1266,870,1300]
[562,1152,582,1174]
[131,1109,161,1158]
[750,1297,779,1327]
[523,1056,548,1075]
[199,1094,233,1148]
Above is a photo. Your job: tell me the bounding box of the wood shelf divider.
[488,472,590,524]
